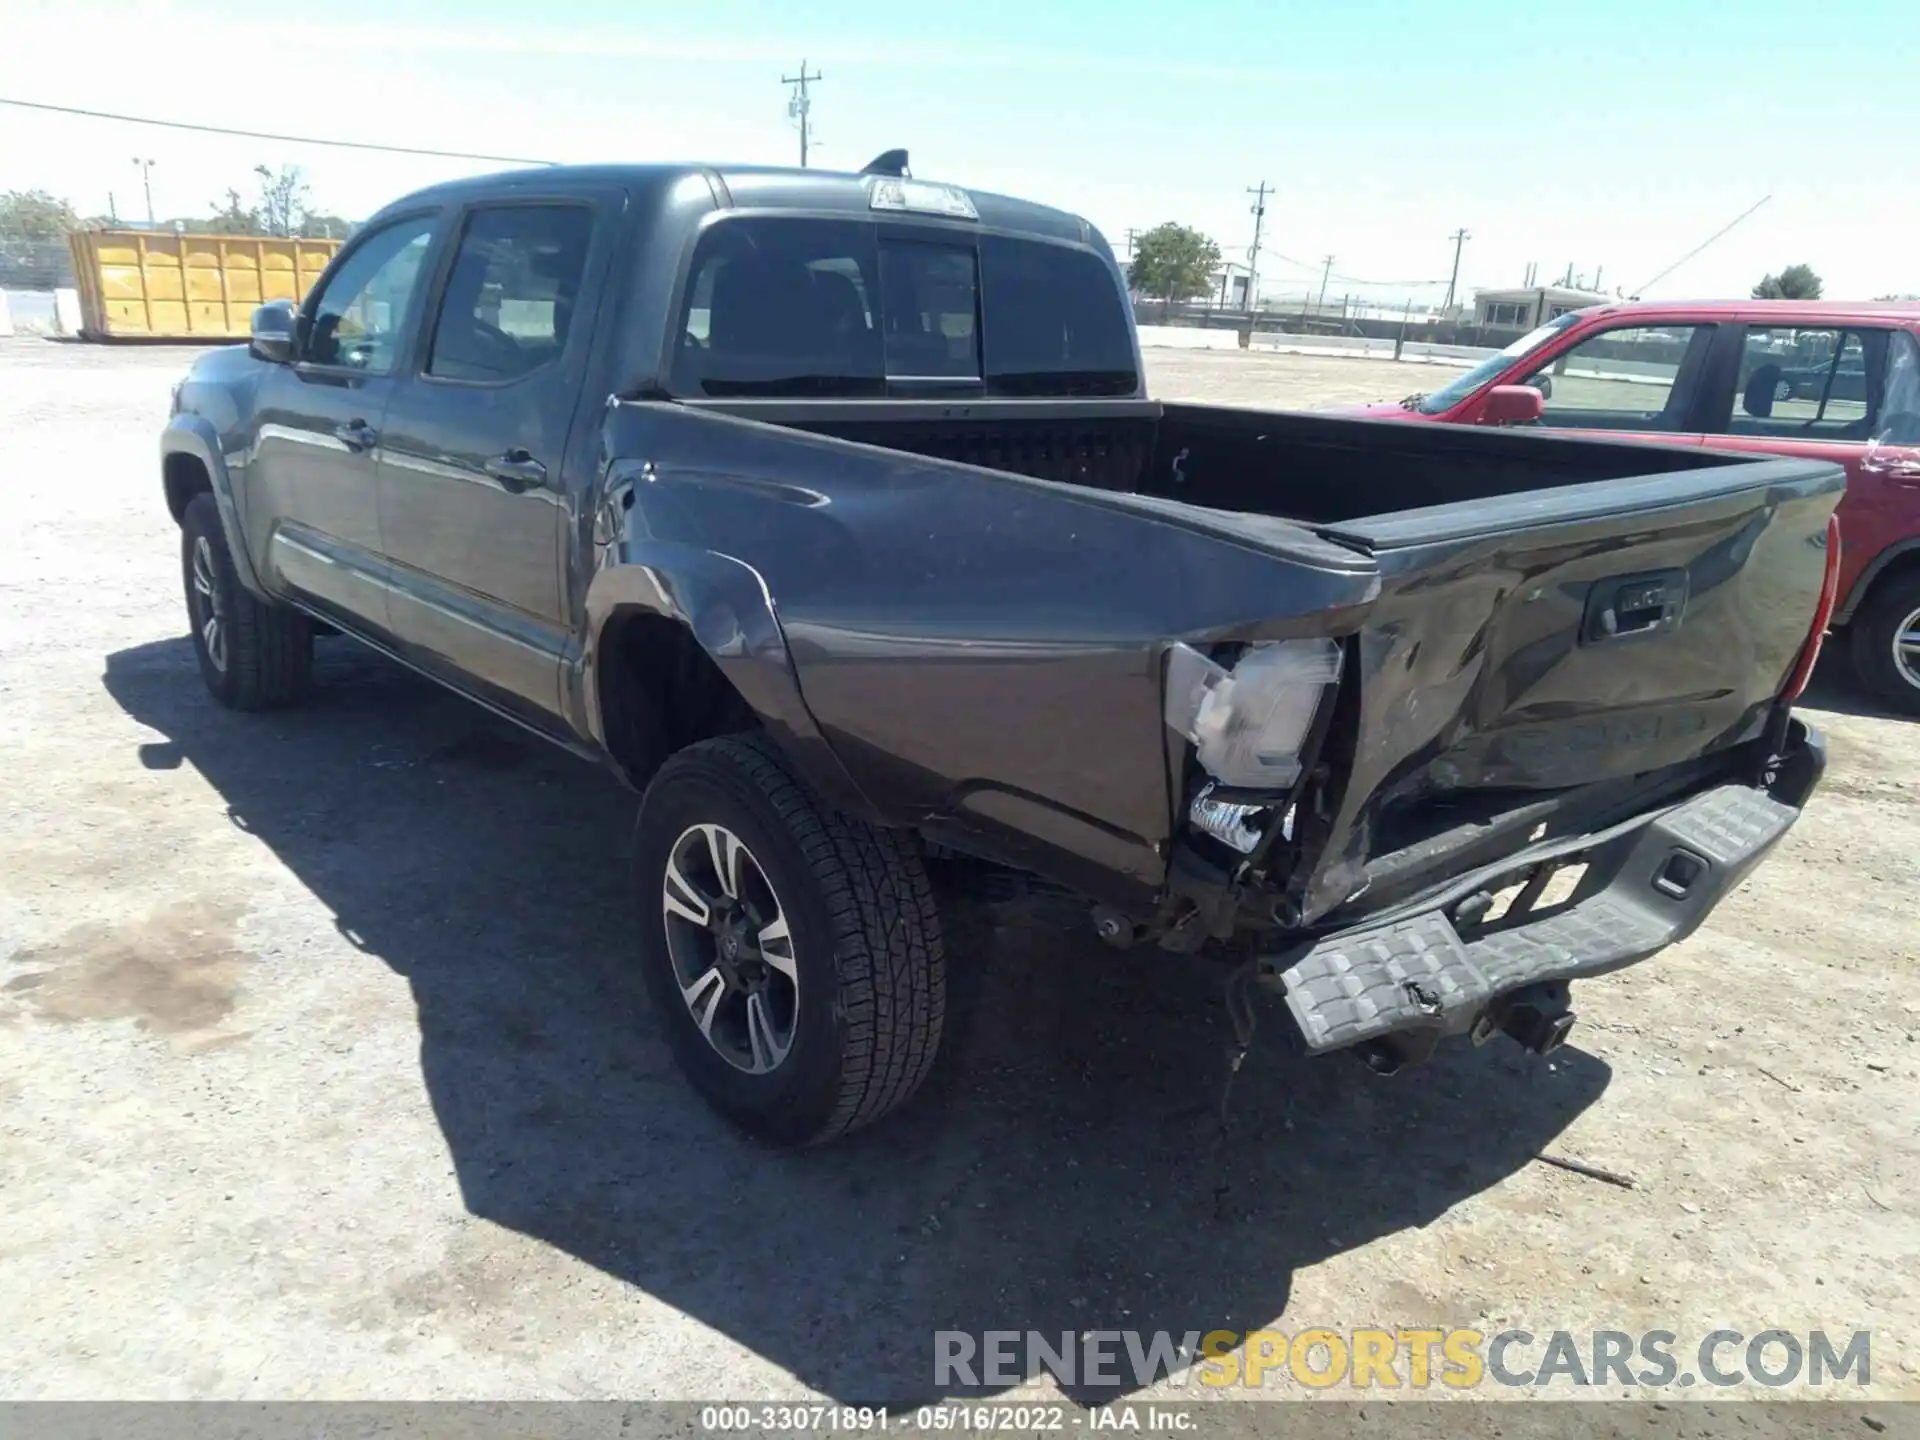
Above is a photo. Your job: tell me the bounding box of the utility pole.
[1443,227,1470,312]
[1124,227,1140,258]
[783,61,822,167]
[1245,182,1269,312]
[1317,254,1335,312]
[132,157,156,225]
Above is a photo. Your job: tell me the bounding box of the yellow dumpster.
[67,229,341,340]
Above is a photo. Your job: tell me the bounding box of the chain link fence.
[0,232,75,290]
[0,232,74,334]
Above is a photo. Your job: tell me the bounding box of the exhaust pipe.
[1498,981,1576,1056]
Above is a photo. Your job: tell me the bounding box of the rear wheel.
[1849,571,1920,716]
[180,492,313,710]
[632,735,945,1145]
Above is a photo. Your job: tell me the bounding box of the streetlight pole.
[132,157,156,225]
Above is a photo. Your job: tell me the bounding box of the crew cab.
[162,159,1838,1145]
[1344,300,1920,713]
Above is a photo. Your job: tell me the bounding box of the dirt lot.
[1,338,1916,1413]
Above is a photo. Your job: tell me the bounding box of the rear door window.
[672,218,1136,398]
[1722,326,1884,439]
[425,204,593,383]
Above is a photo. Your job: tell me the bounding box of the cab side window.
[303,216,436,373]
[1515,325,1712,431]
[425,205,593,383]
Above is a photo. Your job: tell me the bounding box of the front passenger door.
[375,201,601,729]
[248,214,439,632]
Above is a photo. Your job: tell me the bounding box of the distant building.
[1210,262,1254,310]
[1473,285,1610,330]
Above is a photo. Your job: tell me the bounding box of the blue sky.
[4,0,1913,301]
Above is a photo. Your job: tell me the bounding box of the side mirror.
[249,300,299,364]
[1482,384,1546,426]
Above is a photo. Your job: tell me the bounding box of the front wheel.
[1849,572,1920,716]
[180,492,313,710]
[632,735,946,1145]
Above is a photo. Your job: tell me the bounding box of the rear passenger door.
[374,197,610,729]
[1695,323,1897,620]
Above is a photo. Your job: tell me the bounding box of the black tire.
[180,492,313,710]
[1849,571,1920,716]
[633,734,945,1145]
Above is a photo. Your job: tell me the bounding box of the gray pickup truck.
[162,155,1840,1145]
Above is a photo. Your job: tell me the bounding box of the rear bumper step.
[1260,724,1825,1060]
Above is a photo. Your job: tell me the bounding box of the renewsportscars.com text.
[933,1328,1871,1391]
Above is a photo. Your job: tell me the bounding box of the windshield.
[1413,312,1583,414]
[673,218,1138,399]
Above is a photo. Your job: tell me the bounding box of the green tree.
[301,212,354,240]
[1128,222,1222,304]
[196,168,343,237]
[0,189,81,240]
[254,164,310,238]
[203,187,262,235]
[1752,264,1823,300]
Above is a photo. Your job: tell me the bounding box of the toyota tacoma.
[161,155,1841,1143]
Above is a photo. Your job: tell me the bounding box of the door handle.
[485,449,548,494]
[333,418,378,451]
[1863,459,1920,481]
[1862,444,1920,481]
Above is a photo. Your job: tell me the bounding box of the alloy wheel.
[660,823,800,1074]
[1894,604,1920,693]
[190,534,227,673]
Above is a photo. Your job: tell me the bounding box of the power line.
[1262,249,1446,288]
[0,95,557,166]
[783,62,821,168]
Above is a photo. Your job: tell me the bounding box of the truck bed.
[716,397,1737,523]
[614,397,1842,927]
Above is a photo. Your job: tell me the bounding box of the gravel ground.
[1,337,1916,1415]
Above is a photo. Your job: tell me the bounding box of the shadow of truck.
[103,635,1609,1404]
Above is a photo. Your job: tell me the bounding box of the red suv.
[1345,301,1920,712]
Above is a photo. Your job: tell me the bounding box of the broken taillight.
[1780,513,1842,704]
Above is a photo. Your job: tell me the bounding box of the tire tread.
[1848,569,1920,717]
[183,493,313,710]
[662,734,945,1142]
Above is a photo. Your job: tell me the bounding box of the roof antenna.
[861,149,910,178]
